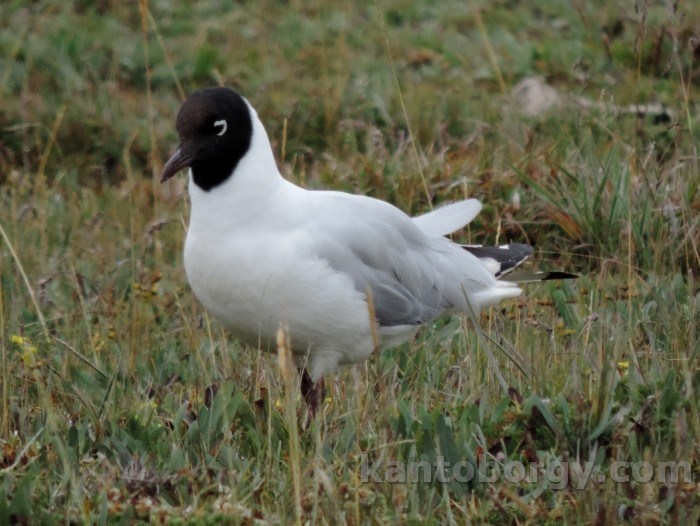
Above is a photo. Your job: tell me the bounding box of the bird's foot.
[300,368,325,427]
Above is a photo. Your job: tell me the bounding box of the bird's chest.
[183,229,286,345]
[181,217,376,365]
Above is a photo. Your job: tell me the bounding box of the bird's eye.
[213,119,227,136]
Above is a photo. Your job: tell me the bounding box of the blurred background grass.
[0,0,698,523]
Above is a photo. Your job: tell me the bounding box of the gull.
[160,87,575,410]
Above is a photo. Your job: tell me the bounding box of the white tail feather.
[412,199,482,237]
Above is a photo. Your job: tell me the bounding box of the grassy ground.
[1,0,698,523]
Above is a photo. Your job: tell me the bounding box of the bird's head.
[160,87,253,191]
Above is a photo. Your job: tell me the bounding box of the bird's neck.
[187,115,290,232]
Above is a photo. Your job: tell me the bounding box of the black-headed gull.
[161,87,574,410]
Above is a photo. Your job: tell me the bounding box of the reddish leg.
[300,368,325,418]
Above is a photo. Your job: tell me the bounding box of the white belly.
[183,229,378,378]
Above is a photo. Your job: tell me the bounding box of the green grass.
[1,0,698,523]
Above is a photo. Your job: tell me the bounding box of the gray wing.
[306,193,458,327]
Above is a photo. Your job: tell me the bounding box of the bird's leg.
[300,368,325,418]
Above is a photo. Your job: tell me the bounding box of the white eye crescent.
[214,119,227,136]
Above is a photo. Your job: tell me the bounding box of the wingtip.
[540,271,579,281]
[462,243,534,278]
[499,270,579,283]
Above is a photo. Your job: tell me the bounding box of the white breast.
[183,188,378,379]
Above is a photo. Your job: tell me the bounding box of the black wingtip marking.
[462,242,533,278]
[538,271,578,281]
[499,270,579,283]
